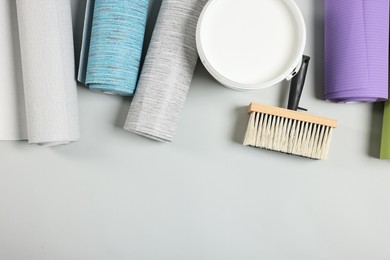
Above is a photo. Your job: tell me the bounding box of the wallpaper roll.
[79,0,149,96]
[124,0,208,142]
[324,0,389,103]
[16,0,80,146]
[381,102,390,159]
[0,0,27,140]
[78,0,95,84]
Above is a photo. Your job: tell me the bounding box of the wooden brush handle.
[248,103,338,128]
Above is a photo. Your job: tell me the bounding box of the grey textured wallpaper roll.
[16,0,80,146]
[124,0,208,142]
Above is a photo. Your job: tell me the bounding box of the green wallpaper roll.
[381,101,390,159]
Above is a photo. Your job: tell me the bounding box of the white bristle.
[243,112,334,160]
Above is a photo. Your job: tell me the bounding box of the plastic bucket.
[196,0,306,90]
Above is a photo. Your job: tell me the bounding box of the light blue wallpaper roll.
[81,0,149,96]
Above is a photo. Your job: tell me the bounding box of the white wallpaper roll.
[0,0,27,140]
[124,0,208,142]
[16,0,80,146]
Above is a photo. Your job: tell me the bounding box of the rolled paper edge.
[123,123,173,143]
[324,93,388,103]
[28,137,80,147]
[88,84,135,96]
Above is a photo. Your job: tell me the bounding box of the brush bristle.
[243,111,334,160]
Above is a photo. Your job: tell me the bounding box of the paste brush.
[243,55,337,160]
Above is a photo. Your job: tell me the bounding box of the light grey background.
[1,0,390,259]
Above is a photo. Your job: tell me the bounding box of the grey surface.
[0,0,390,259]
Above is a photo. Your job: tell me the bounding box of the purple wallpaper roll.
[325,0,389,103]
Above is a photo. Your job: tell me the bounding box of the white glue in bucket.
[196,0,306,90]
